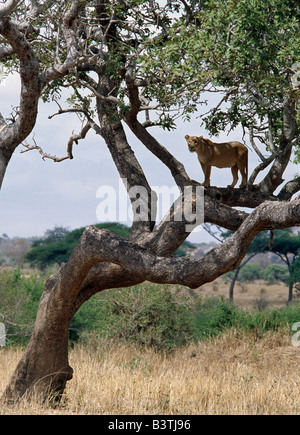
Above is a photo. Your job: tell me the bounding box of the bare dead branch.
[21,137,71,162]
[66,122,91,159]
[21,122,91,162]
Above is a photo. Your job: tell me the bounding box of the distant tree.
[228,253,257,300]
[0,236,31,267]
[42,226,70,245]
[263,264,290,284]
[5,238,31,267]
[228,229,300,302]
[26,223,131,269]
[269,229,300,302]
[290,257,300,292]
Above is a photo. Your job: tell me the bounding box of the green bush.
[1,270,300,350]
[68,285,300,347]
[263,264,289,284]
[0,268,46,345]
[192,295,300,339]
[74,283,197,353]
[25,223,131,269]
[237,264,263,281]
[194,296,241,339]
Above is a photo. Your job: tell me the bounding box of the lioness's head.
[185,135,198,152]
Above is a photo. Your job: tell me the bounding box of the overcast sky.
[0,72,298,244]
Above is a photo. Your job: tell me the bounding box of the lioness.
[185,135,248,188]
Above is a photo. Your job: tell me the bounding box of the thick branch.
[259,97,297,195]
[248,154,275,186]
[0,15,40,187]
[203,185,278,208]
[126,117,191,188]
[68,195,300,318]
[278,176,300,201]
[0,0,20,17]
[97,75,157,239]
[67,198,300,296]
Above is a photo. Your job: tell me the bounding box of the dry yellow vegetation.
[1,329,299,415]
[196,278,295,309]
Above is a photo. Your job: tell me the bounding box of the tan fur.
[185,135,248,188]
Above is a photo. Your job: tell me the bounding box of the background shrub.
[79,283,197,353]
[0,268,46,345]
[237,264,263,282]
[1,269,300,349]
[263,264,290,284]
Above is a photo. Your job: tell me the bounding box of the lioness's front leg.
[201,162,211,187]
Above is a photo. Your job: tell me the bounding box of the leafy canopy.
[141,0,300,154]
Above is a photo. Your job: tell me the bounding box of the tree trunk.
[229,253,257,300]
[0,148,11,189]
[2,273,74,403]
[287,281,293,304]
[3,329,72,404]
[229,266,240,300]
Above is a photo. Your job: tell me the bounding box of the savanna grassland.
[1,330,300,415]
[1,273,300,415]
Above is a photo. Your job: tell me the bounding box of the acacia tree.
[225,229,300,301]
[1,0,300,403]
[250,229,300,302]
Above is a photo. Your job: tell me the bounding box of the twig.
[21,137,72,162]
[20,123,91,162]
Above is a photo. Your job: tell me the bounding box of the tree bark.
[228,254,257,300]
[259,97,297,195]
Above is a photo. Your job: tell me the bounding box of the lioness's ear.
[185,135,190,140]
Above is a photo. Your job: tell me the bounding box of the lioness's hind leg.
[238,164,247,187]
[228,164,238,188]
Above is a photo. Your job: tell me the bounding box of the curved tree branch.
[124,76,191,189]
[69,197,299,291]
[0,15,40,188]
[258,97,297,195]
[278,176,300,201]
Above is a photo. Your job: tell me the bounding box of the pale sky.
[0,73,298,244]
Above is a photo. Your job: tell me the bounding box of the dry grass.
[1,330,300,415]
[196,278,298,309]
